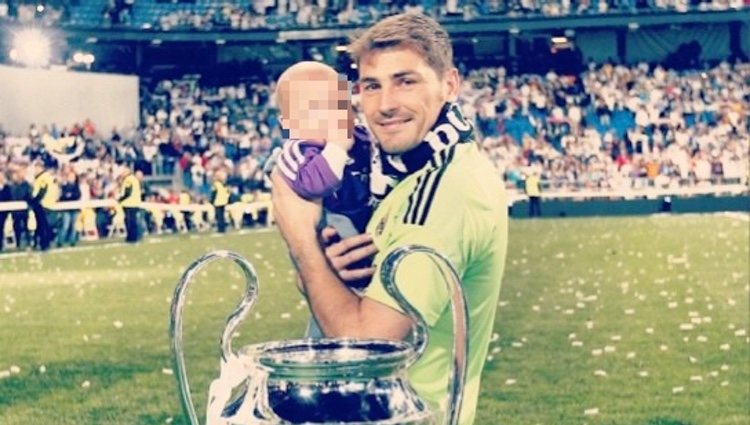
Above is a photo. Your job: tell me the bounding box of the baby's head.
[276,61,352,142]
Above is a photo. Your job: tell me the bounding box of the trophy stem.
[380,245,469,425]
[169,250,260,425]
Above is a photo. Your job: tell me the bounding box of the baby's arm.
[276,139,350,200]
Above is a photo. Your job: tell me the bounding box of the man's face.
[358,47,459,154]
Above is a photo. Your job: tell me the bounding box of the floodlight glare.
[12,28,51,67]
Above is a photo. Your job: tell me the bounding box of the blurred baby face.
[281,75,352,142]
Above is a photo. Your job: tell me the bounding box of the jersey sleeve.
[276,140,349,200]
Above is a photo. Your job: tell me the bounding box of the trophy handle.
[380,245,468,425]
[169,250,259,425]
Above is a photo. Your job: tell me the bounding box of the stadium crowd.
[0,0,745,30]
[0,60,748,251]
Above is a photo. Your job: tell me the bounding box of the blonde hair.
[347,12,454,78]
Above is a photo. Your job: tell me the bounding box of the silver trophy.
[169,246,468,425]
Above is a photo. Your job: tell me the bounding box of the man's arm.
[271,169,412,340]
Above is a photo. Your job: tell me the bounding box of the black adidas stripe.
[402,145,458,225]
[406,173,433,224]
[415,148,455,225]
[402,174,422,224]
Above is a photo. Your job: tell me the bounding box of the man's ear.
[444,67,461,102]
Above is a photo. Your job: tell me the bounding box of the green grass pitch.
[0,214,748,425]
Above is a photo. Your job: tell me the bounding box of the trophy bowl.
[242,338,433,424]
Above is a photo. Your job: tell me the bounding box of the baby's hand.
[325,109,354,152]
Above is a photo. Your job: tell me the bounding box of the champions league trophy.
[169,246,468,425]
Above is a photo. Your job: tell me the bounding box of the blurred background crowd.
[1,0,745,30]
[0,1,747,251]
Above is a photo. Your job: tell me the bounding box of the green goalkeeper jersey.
[364,141,508,425]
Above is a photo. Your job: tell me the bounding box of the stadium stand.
[0,1,747,251]
[1,0,746,30]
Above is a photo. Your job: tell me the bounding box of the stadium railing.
[1,184,745,214]
[504,184,748,204]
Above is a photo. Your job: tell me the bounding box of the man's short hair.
[347,12,454,78]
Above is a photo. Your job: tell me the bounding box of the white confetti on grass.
[0,370,10,379]
[690,376,703,382]
[9,365,20,374]
[591,349,603,356]
[505,379,517,385]
[162,368,173,375]
[594,370,607,377]
[113,320,124,329]
[672,386,684,394]
[720,344,730,351]
[584,408,599,416]
[638,371,649,377]
[81,380,91,389]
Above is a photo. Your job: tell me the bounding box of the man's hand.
[320,226,377,283]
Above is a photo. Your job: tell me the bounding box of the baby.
[272,61,375,337]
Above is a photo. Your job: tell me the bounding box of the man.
[210,170,230,233]
[271,12,507,425]
[56,169,82,247]
[30,160,58,251]
[525,168,542,217]
[179,189,194,232]
[117,167,142,243]
[0,172,10,252]
[9,168,32,250]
